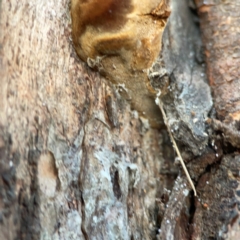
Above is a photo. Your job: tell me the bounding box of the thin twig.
[156,93,197,196]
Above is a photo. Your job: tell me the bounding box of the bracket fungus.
[71,0,171,127]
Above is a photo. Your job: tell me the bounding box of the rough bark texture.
[158,1,240,239]
[193,1,240,238]
[0,1,167,239]
[0,0,239,240]
[196,0,240,123]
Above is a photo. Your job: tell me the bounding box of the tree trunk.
[0,1,239,240]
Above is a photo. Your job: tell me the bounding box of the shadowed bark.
[158,1,240,239]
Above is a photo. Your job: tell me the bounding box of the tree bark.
[0,0,239,240]
[159,1,240,239]
[0,1,167,239]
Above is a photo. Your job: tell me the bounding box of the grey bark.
[0,1,166,239]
